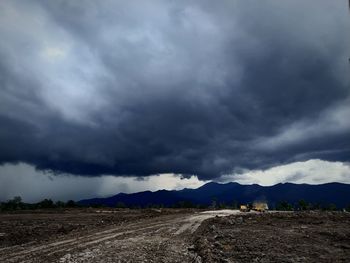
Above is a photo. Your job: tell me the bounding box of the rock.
[188,245,196,251]
[59,253,72,263]
[214,241,221,247]
[236,217,243,223]
[214,234,223,240]
[194,255,202,263]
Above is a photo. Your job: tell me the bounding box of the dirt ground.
[192,211,350,263]
[0,209,349,262]
[0,208,191,248]
[0,208,238,262]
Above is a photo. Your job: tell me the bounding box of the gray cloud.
[0,163,206,202]
[0,0,349,179]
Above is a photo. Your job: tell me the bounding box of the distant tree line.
[125,199,350,211]
[275,199,347,211]
[0,196,79,211]
[113,199,239,209]
[1,196,350,212]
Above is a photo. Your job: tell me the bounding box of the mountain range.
[78,182,350,209]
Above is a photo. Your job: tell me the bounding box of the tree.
[115,202,126,208]
[276,201,294,211]
[37,199,55,208]
[55,201,65,208]
[323,203,337,211]
[66,200,77,208]
[298,199,309,211]
[13,196,22,204]
[4,196,24,210]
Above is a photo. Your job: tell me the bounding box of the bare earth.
[193,211,350,263]
[0,209,238,262]
[0,209,349,262]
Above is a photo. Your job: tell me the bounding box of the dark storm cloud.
[0,0,349,179]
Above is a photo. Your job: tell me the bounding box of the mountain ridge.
[78,182,350,208]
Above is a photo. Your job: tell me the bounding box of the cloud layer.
[0,163,206,202]
[1,160,349,202]
[0,0,349,179]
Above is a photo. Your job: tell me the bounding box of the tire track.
[0,214,187,262]
[1,210,239,262]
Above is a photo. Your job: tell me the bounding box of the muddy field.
[0,208,228,262]
[0,209,349,262]
[0,208,192,248]
[193,211,350,262]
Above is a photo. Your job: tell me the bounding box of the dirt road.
[0,210,239,262]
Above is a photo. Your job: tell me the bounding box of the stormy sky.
[0,0,350,201]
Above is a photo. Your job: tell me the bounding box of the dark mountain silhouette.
[78,182,350,208]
